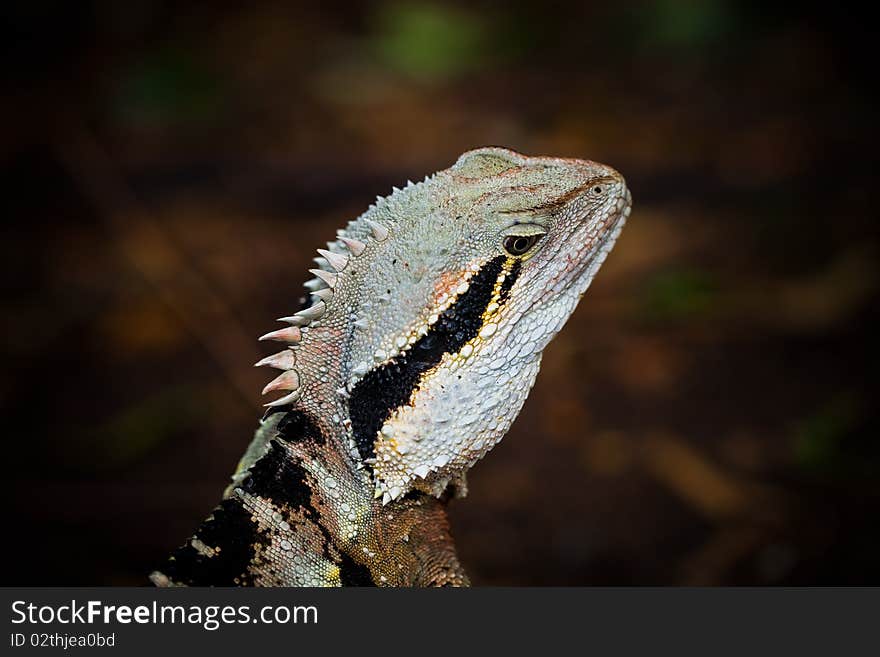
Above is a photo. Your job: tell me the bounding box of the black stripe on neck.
[348,255,507,463]
[159,498,265,586]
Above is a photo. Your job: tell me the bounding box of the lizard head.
[443,146,631,356]
[258,147,630,504]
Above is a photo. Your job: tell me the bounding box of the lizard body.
[151,147,631,586]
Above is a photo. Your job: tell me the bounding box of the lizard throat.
[347,255,520,466]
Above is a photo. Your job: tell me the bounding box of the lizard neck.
[247,406,469,586]
[153,401,468,587]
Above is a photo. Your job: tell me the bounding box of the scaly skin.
[151,147,631,586]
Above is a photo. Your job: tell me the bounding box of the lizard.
[150,147,631,587]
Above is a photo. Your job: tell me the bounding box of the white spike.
[312,288,333,302]
[308,268,338,288]
[254,350,296,370]
[264,390,301,407]
[313,256,330,269]
[382,491,392,505]
[317,248,349,272]
[339,236,366,256]
[262,369,301,395]
[295,300,325,321]
[258,326,302,342]
[364,219,389,241]
[353,318,369,329]
[277,315,309,326]
[303,277,326,291]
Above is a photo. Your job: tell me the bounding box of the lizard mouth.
[557,187,631,296]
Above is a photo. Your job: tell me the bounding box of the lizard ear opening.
[452,147,524,179]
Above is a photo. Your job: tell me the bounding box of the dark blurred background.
[3,1,877,585]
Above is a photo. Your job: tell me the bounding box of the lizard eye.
[503,233,542,257]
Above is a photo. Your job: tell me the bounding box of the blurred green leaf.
[793,393,875,478]
[638,0,736,50]
[113,47,223,125]
[372,2,486,80]
[639,268,719,323]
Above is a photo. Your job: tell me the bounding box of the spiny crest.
[254,174,434,407]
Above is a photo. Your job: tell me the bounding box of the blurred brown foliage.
[2,0,877,584]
